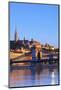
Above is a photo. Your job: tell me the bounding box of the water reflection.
[10,63,59,87]
[49,67,59,85]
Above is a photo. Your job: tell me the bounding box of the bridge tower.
[31,45,36,61]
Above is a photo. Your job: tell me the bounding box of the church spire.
[15,27,18,42]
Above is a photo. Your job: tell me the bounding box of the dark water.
[9,63,59,87]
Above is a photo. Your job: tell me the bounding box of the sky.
[9,2,59,48]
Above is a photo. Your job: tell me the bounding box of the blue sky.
[9,2,59,48]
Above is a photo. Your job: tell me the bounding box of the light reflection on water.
[10,63,59,87]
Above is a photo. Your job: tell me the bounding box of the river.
[9,63,59,87]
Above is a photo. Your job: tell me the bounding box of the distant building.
[10,30,55,53]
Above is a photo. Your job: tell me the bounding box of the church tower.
[15,28,18,42]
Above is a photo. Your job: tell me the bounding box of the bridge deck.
[10,58,58,65]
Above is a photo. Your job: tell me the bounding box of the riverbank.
[10,51,24,60]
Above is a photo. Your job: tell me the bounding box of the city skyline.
[10,2,59,48]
